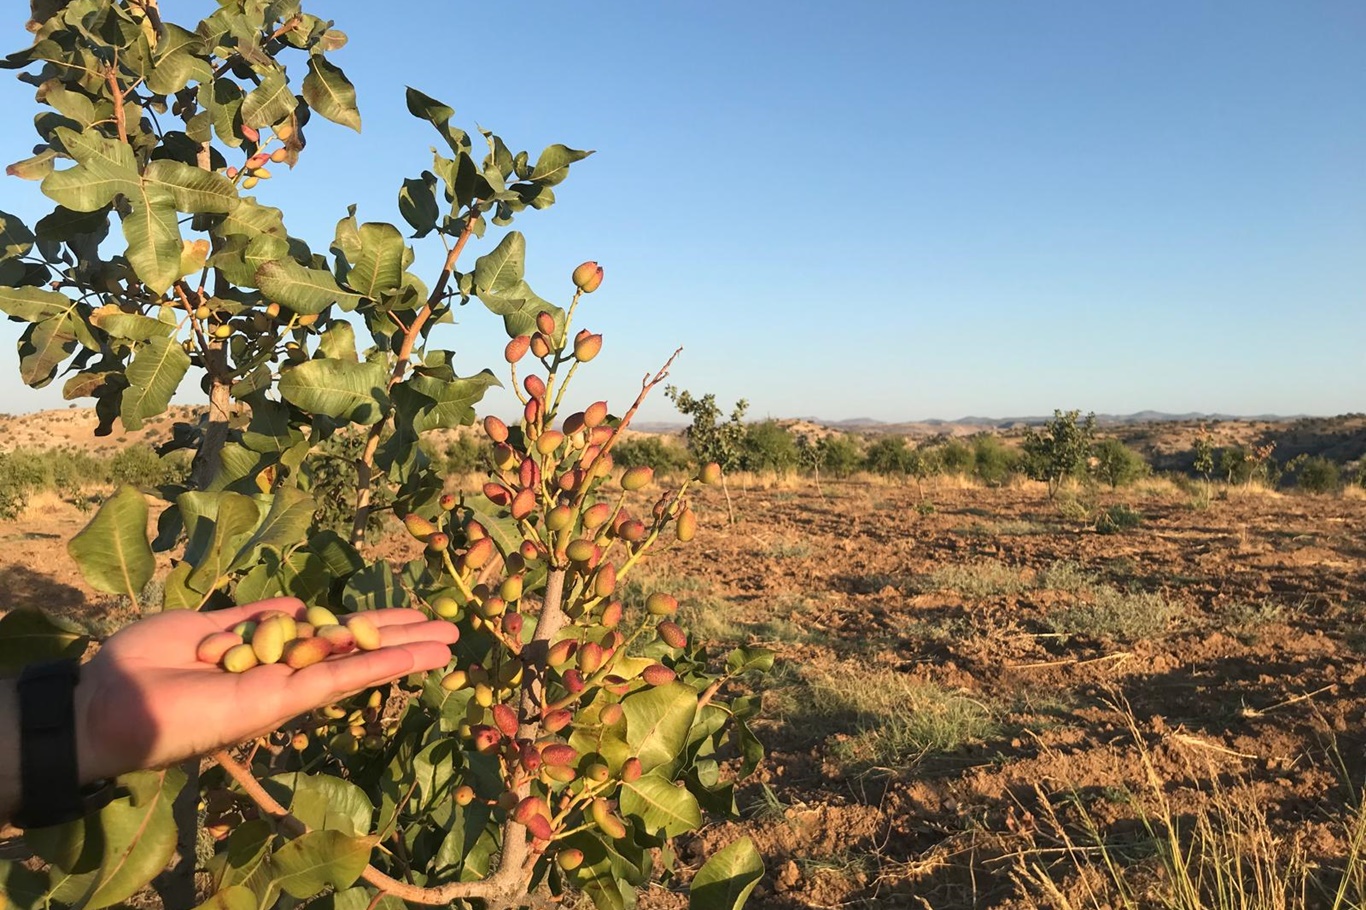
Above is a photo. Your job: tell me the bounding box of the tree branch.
[350,209,479,545]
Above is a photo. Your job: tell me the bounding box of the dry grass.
[1219,481,1283,500]
[1012,701,1366,910]
[775,662,999,771]
[1129,475,1188,498]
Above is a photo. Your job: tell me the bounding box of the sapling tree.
[0,2,767,908]
[665,387,746,523]
[1022,409,1097,500]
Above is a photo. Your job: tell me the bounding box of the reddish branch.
[211,567,569,905]
[349,211,479,545]
[571,347,681,511]
[107,65,127,143]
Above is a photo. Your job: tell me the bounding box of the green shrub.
[1295,456,1340,493]
[612,435,693,473]
[438,435,489,474]
[936,439,974,476]
[1095,503,1142,534]
[301,432,393,542]
[110,444,188,489]
[865,436,912,475]
[1022,409,1097,498]
[1091,438,1150,489]
[815,433,864,478]
[740,420,798,472]
[971,435,1021,486]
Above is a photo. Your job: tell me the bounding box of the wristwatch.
[13,659,116,829]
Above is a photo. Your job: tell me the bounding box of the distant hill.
[2,407,1360,467]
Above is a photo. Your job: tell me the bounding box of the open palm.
[73,598,458,783]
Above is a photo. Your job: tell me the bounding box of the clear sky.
[1,2,1363,423]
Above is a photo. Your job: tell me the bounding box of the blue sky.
[1,1,1363,423]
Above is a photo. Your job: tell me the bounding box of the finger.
[205,597,307,627]
[366,608,441,628]
[283,642,452,711]
[377,619,460,648]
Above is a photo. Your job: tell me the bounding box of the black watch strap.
[13,659,113,829]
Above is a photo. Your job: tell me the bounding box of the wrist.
[73,672,123,785]
[0,678,19,822]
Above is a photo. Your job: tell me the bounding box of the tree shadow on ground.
[0,564,87,617]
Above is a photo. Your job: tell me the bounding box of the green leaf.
[318,320,357,361]
[67,485,154,602]
[472,230,524,293]
[235,488,314,565]
[279,359,389,424]
[689,837,764,910]
[346,222,405,300]
[623,682,698,774]
[529,143,593,187]
[405,87,466,152]
[146,23,212,95]
[0,209,35,259]
[340,561,408,613]
[398,171,439,237]
[0,609,89,674]
[78,768,185,910]
[303,56,361,132]
[7,148,59,181]
[619,771,702,837]
[263,773,374,839]
[0,285,79,323]
[143,159,238,214]
[726,646,775,675]
[191,885,258,910]
[0,860,48,910]
[405,369,501,432]
[270,830,374,899]
[240,69,297,127]
[18,317,79,388]
[120,335,191,429]
[40,127,139,212]
[256,259,362,314]
[122,184,183,294]
[90,305,174,343]
[411,739,458,816]
[184,492,261,593]
[477,280,560,338]
[35,205,109,242]
[328,888,407,910]
[161,561,201,610]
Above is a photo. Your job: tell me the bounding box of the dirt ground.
[634,477,1366,909]
[3,476,1365,908]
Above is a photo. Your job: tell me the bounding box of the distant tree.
[611,435,693,473]
[1294,456,1340,494]
[865,436,912,476]
[1022,409,1097,499]
[1192,425,1215,479]
[819,434,864,478]
[664,386,748,472]
[1091,438,1150,489]
[936,439,975,476]
[971,435,1021,486]
[740,420,798,473]
[665,386,748,521]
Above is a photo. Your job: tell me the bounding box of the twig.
[1239,684,1336,718]
[572,348,682,511]
[106,65,127,143]
[350,209,479,544]
[1007,652,1132,671]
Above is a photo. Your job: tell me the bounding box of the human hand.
[73,598,458,782]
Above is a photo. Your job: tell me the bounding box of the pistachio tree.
[0,2,766,908]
